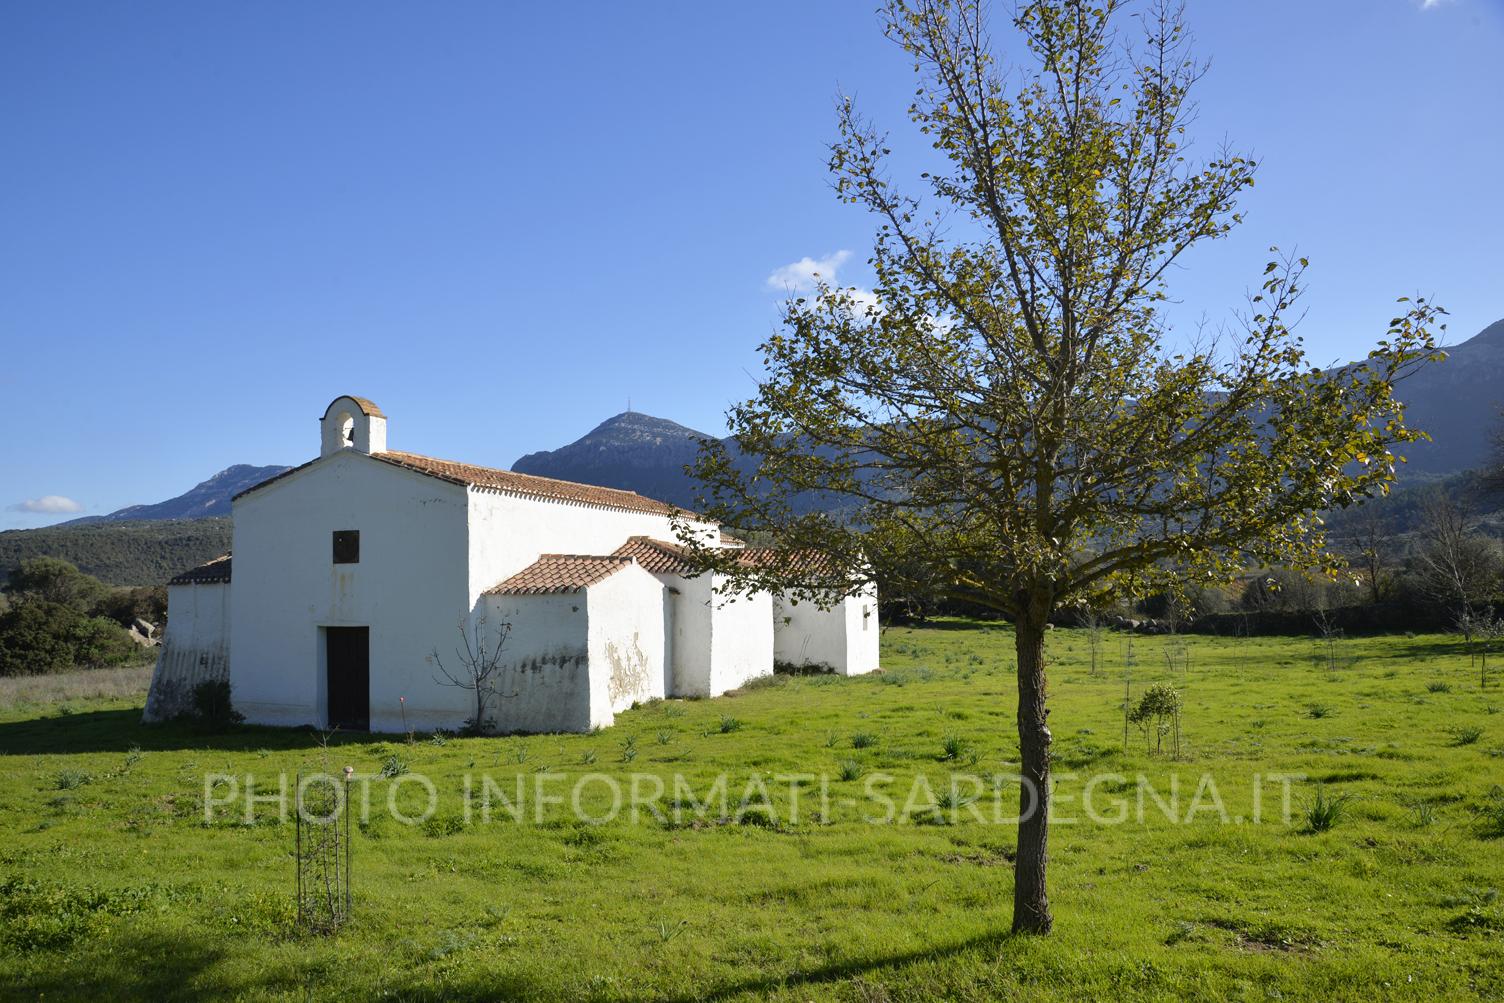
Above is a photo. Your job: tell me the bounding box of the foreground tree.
[678,0,1443,934]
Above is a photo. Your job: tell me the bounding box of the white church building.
[145,396,879,732]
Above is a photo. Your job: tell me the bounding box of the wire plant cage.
[295,769,351,933]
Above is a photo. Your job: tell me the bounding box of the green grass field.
[2,623,1502,1001]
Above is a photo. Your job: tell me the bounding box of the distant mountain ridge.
[1387,316,1504,475]
[512,412,718,510]
[5,317,1498,586]
[64,464,291,525]
[512,317,1504,500]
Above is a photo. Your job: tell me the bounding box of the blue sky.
[2,0,1501,529]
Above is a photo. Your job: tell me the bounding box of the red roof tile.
[236,449,691,518]
[322,395,385,419]
[374,451,684,517]
[612,537,700,576]
[738,547,840,578]
[485,555,636,595]
[169,554,232,585]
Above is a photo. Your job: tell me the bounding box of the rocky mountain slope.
[63,464,291,525]
[512,412,718,510]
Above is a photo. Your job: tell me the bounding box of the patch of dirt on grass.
[940,849,1014,867]
[1203,917,1322,954]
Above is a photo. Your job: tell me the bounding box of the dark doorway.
[326,627,369,730]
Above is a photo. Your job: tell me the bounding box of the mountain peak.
[579,411,712,445]
[511,411,717,508]
[63,463,291,525]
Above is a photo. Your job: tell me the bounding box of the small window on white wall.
[862,604,871,630]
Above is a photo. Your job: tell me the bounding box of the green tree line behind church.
[0,558,163,676]
[0,517,231,588]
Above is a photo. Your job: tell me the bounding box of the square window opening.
[333,530,360,564]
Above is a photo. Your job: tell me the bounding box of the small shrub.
[1446,908,1504,933]
[188,679,243,730]
[1165,920,1196,946]
[718,715,742,734]
[379,754,408,778]
[562,824,608,849]
[936,790,973,811]
[1451,726,1483,747]
[620,737,638,763]
[1307,703,1332,719]
[1476,786,1504,838]
[939,735,967,761]
[1302,784,1356,833]
[1427,681,1451,694]
[1129,683,1184,756]
[420,814,464,838]
[53,768,91,791]
[580,749,597,765]
[852,732,878,749]
[838,759,863,782]
[656,730,672,746]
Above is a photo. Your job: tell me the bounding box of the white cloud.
[1419,0,1452,9]
[844,287,884,314]
[766,250,853,292]
[9,495,83,514]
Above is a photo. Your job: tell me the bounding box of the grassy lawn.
[1,623,1502,1001]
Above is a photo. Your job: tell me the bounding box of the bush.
[3,557,108,611]
[93,586,167,629]
[0,600,142,676]
[1128,683,1184,756]
[0,558,150,676]
[189,680,243,730]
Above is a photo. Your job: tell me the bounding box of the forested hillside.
[0,518,231,587]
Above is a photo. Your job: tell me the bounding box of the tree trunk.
[1013,614,1053,934]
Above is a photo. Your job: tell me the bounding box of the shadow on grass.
[4,928,230,1002]
[0,709,375,756]
[412,927,1017,1003]
[4,927,555,1003]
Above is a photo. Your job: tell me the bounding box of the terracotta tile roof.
[613,536,700,576]
[236,449,692,519]
[373,451,685,517]
[169,554,232,586]
[485,554,636,595]
[738,547,840,578]
[322,395,385,419]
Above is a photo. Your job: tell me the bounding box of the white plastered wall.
[772,581,880,676]
[229,450,473,731]
[143,581,231,721]
[649,570,772,697]
[585,564,667,719]
[479,563,666,732]
[708,577,774,694]
[478,591,594,733]
[466,489,717,603]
